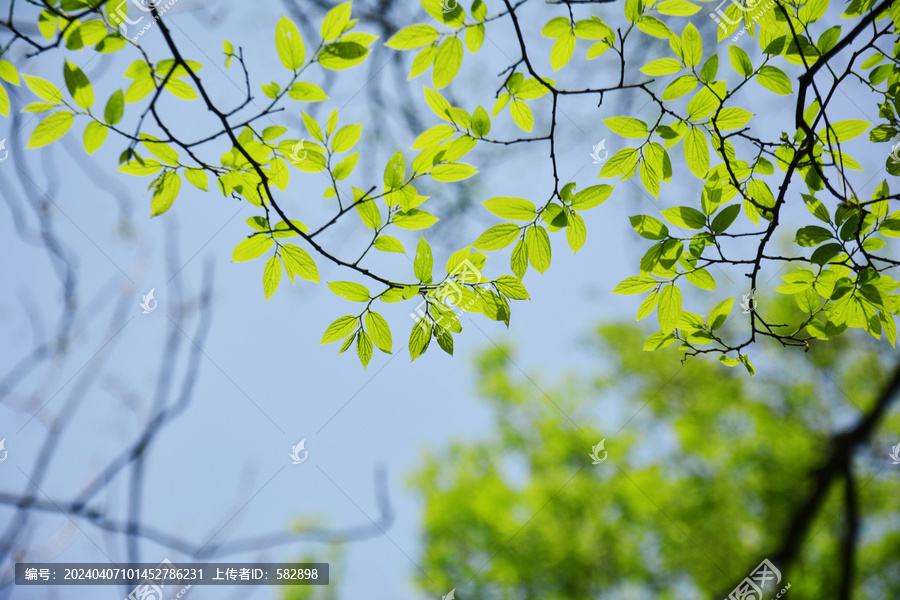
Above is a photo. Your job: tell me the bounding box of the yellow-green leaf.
[27,111,73,148]
[263,255,282,300]
[275,16,306,70]
[83,121,107,154]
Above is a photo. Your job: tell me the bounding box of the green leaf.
[83,121,107,155]
[23,75,62,103]
[630,215,669,240]
[433,37,463,89]
[509,100,534,132]
[686,83,725,120]
[282,244,319,283]
[414,236,434,282]
[27,111,73,149]
[466,23,485,53]
[566,212,587,253]
[712,107,753,130]
[321,315,357,344]
[0,84,9,117]
[604,117,649,138]
[680,22,703,67]
[233,234,273,262]
[319,41,370,70]
[637,291,659,320]
[436,329,454,356]
[353,197,379,229]
[164,79,198,101]
[598,148,639,179]
[472,0,488,21]
[0,59,20,85]
[685,268,716,290]
[625,0,642,22]
[662,75,698,101]
[661,206,706,229]
[410,46,437,79]
[708,296,734,329]
[571,184,614,210]
[334,152,359,179]
[710,204,740,233]
[542,17,571,38]
[63,60,93,109]
[613,275,657,295]
[640,58,683,76]
[656,0,701,15]
[361,233,401,254]
[328,281,370,302]
[683,128,709,178]
[141,136,179,165]
[775,269,816,294]
[119,158,162,176]
[332,124,362,152]
[526,226,551,273]
[302,112,324,142]
[431,162,478,182]
[756,66,793,95]
[366,312,392,353]
[289,82,328,102]
[356,331,374,368]
[421,0,466,27]
[263,255,282,300]
[386,24,439,49]
[320,2,351,40]
[409,318,431,361]
[636,16,672,39]
[550,32,576,70]
[471,105,491,137]
[496,275,530,300]
[383,150,405,189]
[275,16,306,70]
[483,197,535,220]
[818,120,871,143]
[741,355,756,375]
[150,171,181,217]
[394,209,438,229]
[184,169,208,191]
[101,89,124,125]
[474,223,520,250]
[728,45,753,76]
[795,225,833,246]
[644,330,675,350]
[511,238,528,279]
[658,284,683,333]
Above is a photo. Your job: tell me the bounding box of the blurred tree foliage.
[408,305,900,599]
